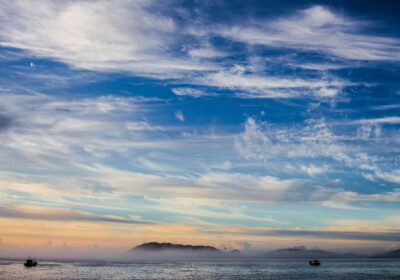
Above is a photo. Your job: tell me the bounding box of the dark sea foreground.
[1,259,399,280]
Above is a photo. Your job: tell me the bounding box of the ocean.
[1,259,399,279]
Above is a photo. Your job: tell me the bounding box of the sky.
[0,0,399,258]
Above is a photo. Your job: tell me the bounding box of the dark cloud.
[0,114,12,131]
[205,228,400,242]
[0,206,152,225]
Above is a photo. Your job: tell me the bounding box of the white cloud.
[194,172,300,201]
[353,117,400,125]
[171,87,210,98]
[314,87,340,97]
[188,47,227,58]
[0,92,244,183]
[234,117,389,173]
[175,110,185,122]
[0,0,216,78]
[216,5,400,61]
[293,63,347,71]
[235,117,270,161]
[3,2,390,103]
[197,172,294,191]
[1,2,394,98]
[126,121,164,132]
[375,169,400,184]
[357,124,381,140]
[197,65,348,98]
[371,104,400,111]
[300,164,330,177]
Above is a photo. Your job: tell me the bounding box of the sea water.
[1,259,399,280]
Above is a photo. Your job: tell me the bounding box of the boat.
[309,259,320,266]
[24,258,38,267]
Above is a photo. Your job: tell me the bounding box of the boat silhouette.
[309,259,320,266]
[24,258,37,267]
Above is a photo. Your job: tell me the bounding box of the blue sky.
[0,0,399,256]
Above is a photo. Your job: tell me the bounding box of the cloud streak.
[216,5,400,61]
[0,205,151,224]
[205,228,400,242]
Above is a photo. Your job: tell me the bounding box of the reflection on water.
[0,259,400,280]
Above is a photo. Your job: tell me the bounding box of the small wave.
[73,262,109,267]
[39,263,62,267]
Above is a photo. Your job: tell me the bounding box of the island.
[130,242,220,253]
[373,248,400,258]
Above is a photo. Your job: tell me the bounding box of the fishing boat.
[24,258,38,267]
[309,259,320,266]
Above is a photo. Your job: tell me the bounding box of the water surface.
[1,259,399,280]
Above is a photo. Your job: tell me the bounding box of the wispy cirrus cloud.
[175,110,185,122]
[352,117,400,125]
[0,92,397,205]
[0,0,216,78]
[215,5,400,61]
[196,65,348,98]
[0,205,151,224]
[171,87,211,98]
[2,2,398,100]
[374,169,400,184]
[204,227,400,242]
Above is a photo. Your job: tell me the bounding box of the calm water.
[1,259,399,280]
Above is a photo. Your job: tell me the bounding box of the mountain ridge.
[372,248,400,258]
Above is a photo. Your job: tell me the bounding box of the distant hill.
[265,247,358,259]
[372,249,400,258]
[131,242,219,253]
[230,249,241,254]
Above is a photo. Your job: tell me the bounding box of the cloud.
[91,166,300,202]
[353,117,400,125]
[216,5,400,61]
[1,2,394,100]
[0,93,189,185]
[175,110,185,122]
[237,117,347,162]
[197,65,348,98]
[0,92,396,206]
[292,63,347,71]
[205,228,400,242]
[0,205,150,224]
[126,121,164,132]
[0,2,399,250]
[0,0,216,78]
[374,169,400,184]
[187,47,227,58]
[357,124,381,140]
[371,104,400,111]
[195,172,297,200]
[311,186,400,203]
[234,117,391,173]
[171,87,210,98]
[235,117,270,161]
[0,114,12,131]
[300,164,330,177]
[4,2,393,106]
